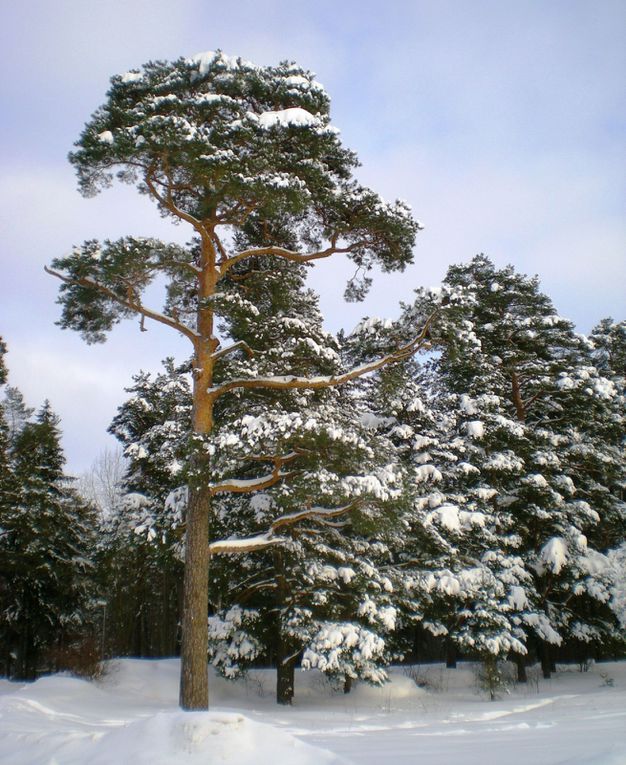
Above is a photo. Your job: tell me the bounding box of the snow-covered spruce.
[341,326,532,672]
[0,383,96,680]
[206,256,408,703]
[401,256,625,676]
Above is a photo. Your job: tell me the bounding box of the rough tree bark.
[179,237,218,710]
[179,481,211,708]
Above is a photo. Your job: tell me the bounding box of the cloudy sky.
[1,0,624,473]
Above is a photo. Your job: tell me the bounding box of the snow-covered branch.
[209,470,295,496]
[208,452,300,495]
[208,502,359,557]
[208,312,436,399]
[270,501,360,532]
[208,533,286,556]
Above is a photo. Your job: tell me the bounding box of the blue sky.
[1,0,624,472]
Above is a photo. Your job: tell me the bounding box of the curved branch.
[208,311,436,399]
[209,469,296,496]
[218,236,358,276]
[208,451,300,495]
[208,500,360,556]
[44,266,199,345]
[143,170,205,232]
[212,340,255,362]
[270,500,361,532]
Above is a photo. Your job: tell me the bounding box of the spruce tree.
[0,402,96,679]
[407,256,623,673]
[98,360,190,657]
[47,50,430,709]
[586,318,626,548]
[204,257,405,703]
[581,319,626,648]
[591,319,626,380]
[344,319,531,671]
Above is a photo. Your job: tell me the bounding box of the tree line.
[1,257,624,702]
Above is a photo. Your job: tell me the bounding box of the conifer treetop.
[0,337,7,386]
[65,50,420,296]
[591,318,626,382]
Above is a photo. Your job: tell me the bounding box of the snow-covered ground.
[1,659,625,764]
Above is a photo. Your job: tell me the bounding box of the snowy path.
[1,659,625,764]
[295,695,626,764]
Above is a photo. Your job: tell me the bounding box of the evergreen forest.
[0,51,624,709]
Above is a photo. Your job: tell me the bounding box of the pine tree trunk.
[343,674,353,694]
[179,256,218,710]
[446,639,457,668]
[179,482,211,709]
[540,642,551,680]
[515,653,527,683]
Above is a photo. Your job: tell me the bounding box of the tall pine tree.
[47,50,429,709]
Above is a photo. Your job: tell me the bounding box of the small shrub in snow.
[473,656,511,701]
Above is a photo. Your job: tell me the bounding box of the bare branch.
[212,340,255,362]
[170,258,202,275]
[218,236,357,276]
[212,231,229,265]
[144,170,205,233]
[44,266,199,345]
[234,579,278,604]
[216,200,259,227]
[523,391,544,411]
